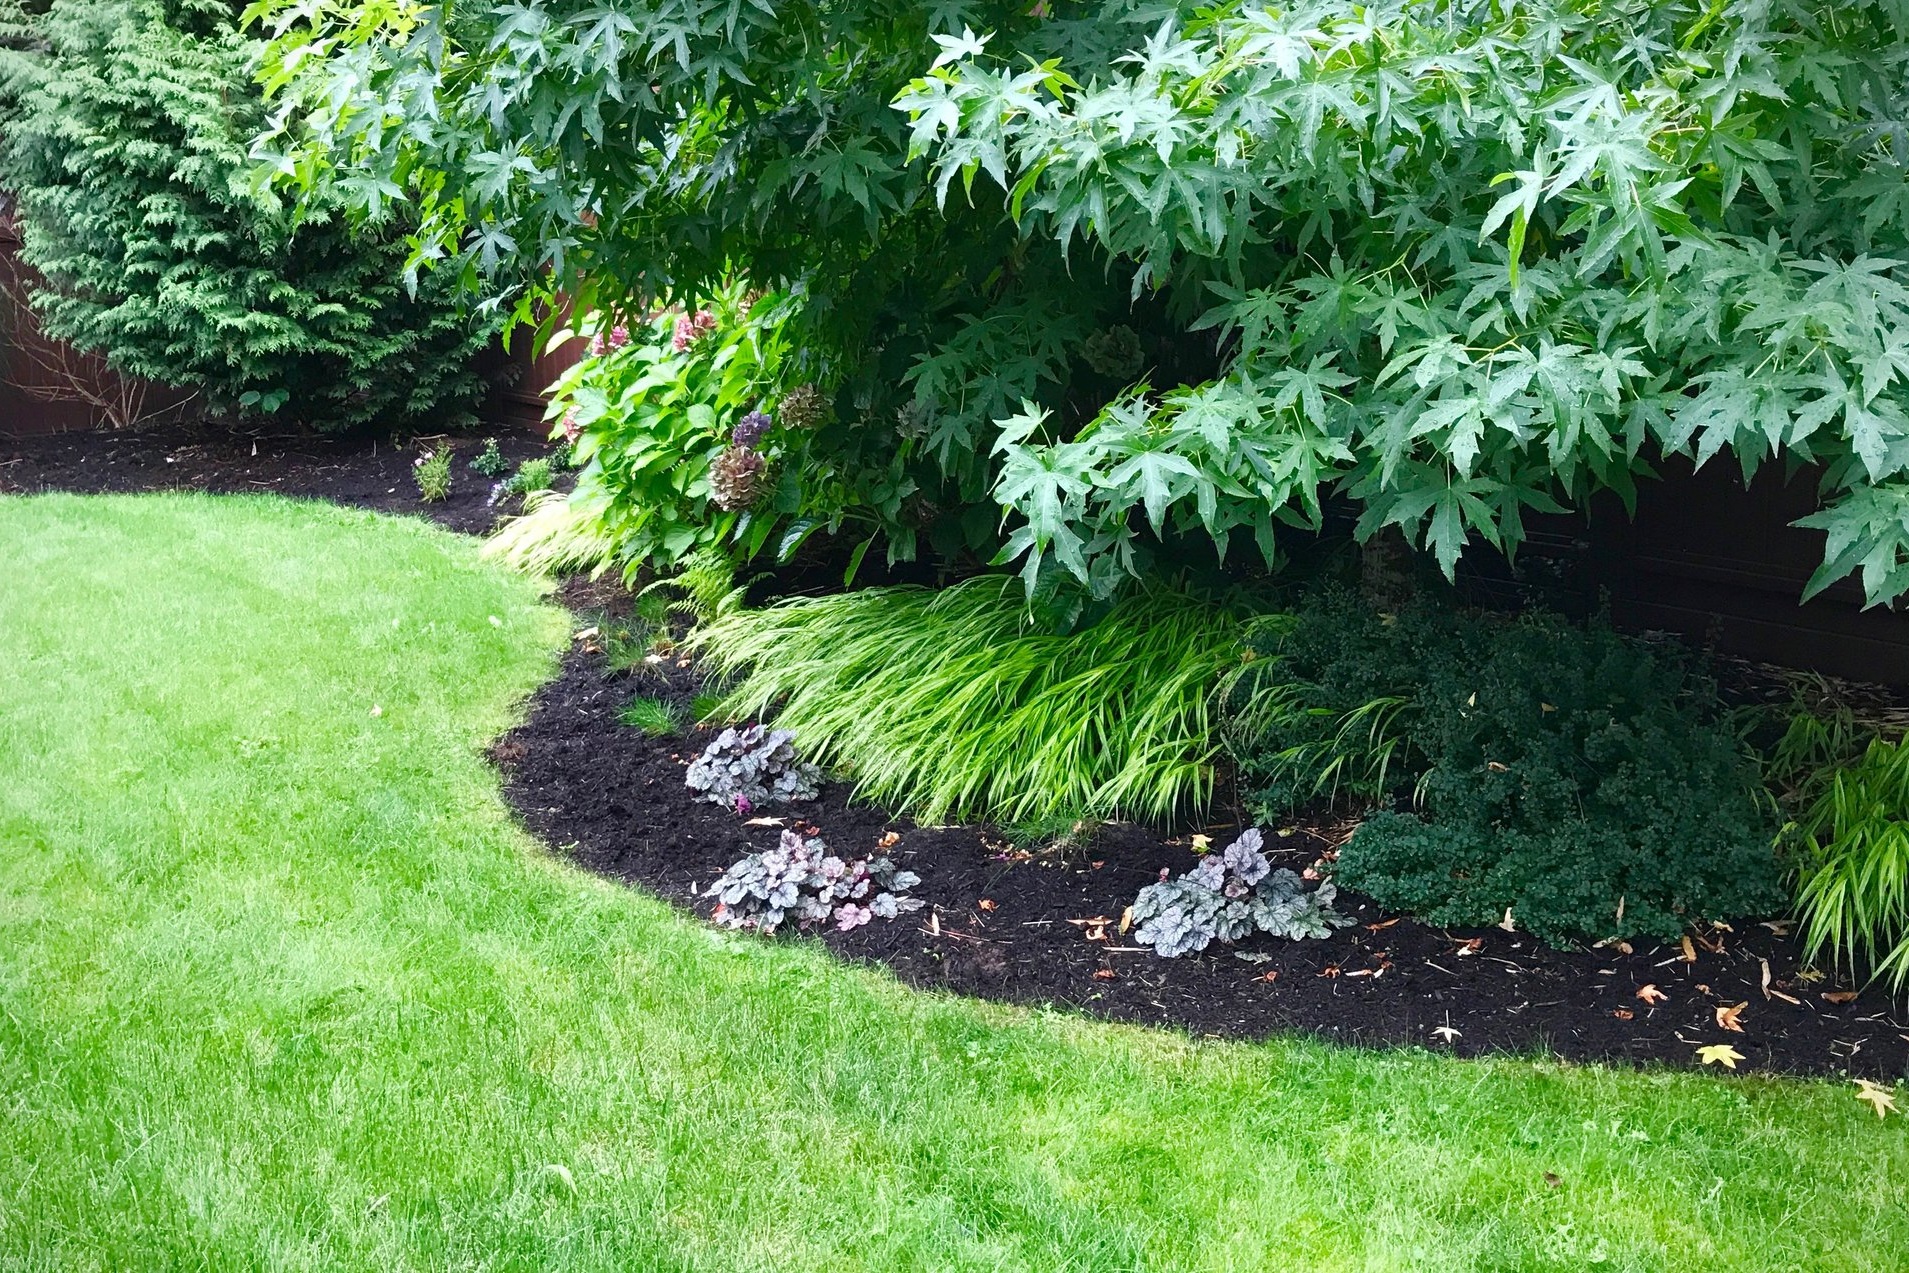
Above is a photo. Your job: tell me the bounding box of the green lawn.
[1,493,1905,1272]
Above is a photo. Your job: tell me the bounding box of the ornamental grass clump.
[692,575,1250,824]
[1131,829,1351,958]
[685,724,821,811]
[705,829,923,934]
[1787,739,1909,994]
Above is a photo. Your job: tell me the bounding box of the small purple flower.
[734,794,753,816]
[731,409,773,448]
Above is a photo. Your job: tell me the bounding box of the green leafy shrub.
[470,439,508,478]
[618,696,683,738]
[413,447,451,503]
[704,829,923,935]
[693,575,1250,824]
[502,458,554,501]
[1260,601,1788,944]
[1787,740,1909,992]
[1131,829,1350,959]
[1,0,493,431]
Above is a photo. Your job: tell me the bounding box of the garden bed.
[15,426,1906,1080]
[0,422,552,534]
[495,628,1909,1081]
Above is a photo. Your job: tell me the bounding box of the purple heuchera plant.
[731,409,773,448]
[685,724,821,808]
[705,829,923,934]
[1130,828,1351,958]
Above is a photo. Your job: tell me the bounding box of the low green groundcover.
[0,494,1904,1270]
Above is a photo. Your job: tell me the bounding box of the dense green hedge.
[1,0,495,431]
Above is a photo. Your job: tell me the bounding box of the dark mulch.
[1,421,557,535]
[497,638,1909,1080]
[16,423,1908,1078]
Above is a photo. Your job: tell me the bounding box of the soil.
[0,421,559,534]
[14,424,1909,1079]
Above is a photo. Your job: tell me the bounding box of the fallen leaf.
[1486,760,1510,773]
[1256,970,1279,984]
[369,705,382,718]
[1431,1024,1461,1043]
[743,816,786,827]
[1696,1043,1745,1069]
[977,899,996,912]
[1456,938,1484,956]
[1715,1002,1748,1032]
[1318,965,1342,978]
[1755,961,1804,1004]
[1637,984,1668,1005]
[1680,935,1697,963]
[1498,908,1517,933]
[1760,920,1793,937]
[1119,906,1133,935]
[1091,969,1116,981]
[1190,834,1213,853]
[1542,1172,1562,1188]
[1795,967,1825,983]
[878,830,901,849]
[1613,1008,1634,1021]
[1823,990,1859,1004]
[928,911,941,937]
[1854,1079,1899,1120]
[1365,918,1400,932]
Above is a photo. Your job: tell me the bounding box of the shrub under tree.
[1,0,496,431]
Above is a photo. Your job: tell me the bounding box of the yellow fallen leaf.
[1696,1044,1745,1069]
[1854,1079,1898,1120]
[1190,834,1213,853]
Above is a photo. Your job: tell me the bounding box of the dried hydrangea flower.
[778,383,828,430]
[709,445,768,511]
